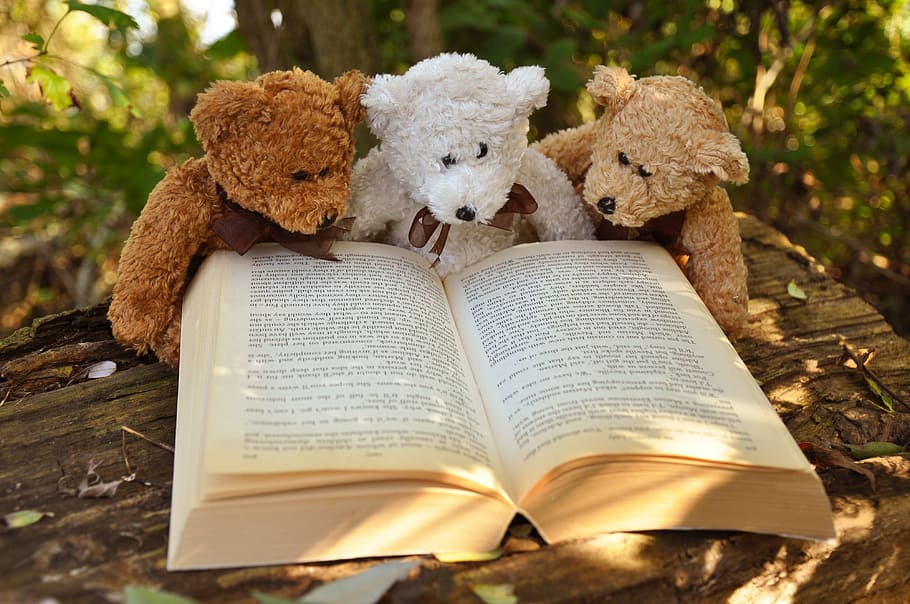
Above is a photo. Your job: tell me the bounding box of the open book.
[167,240,834,570]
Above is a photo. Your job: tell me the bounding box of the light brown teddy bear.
[534,65,750,337]
[108,68,367,368]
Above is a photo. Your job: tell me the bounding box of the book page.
[200,243,503,494]
[444,240,812,500]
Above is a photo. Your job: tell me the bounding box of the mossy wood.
[2,215,909,603]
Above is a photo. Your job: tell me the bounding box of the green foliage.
[0,0,252,331]
[1,0,909,336]
[404,0,910,332]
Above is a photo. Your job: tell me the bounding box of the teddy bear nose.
[455,206,476,221]
[317,212,337,230]
[597,197,616,215]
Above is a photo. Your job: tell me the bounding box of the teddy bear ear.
[691,130,751,184]
[332,69,368,129]
[190,80,270,150]
[504,65,550,116]
[360,73,403,138]
[586,65,636,116]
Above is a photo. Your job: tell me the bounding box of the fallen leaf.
[434,548,503,563]
[787,280,808,300]
[252,593,297,604]
[123,585,199,604]
[86,360,117,379]
[259,559,419,604]
[71,459,132,498]
[799,442,876,491]
[846,441,904,460]
[78,478,126,498]
[470,583,517,604]
[3,509,53,528]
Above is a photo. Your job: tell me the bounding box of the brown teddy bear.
[108,68,367,368]
[534,65,750,337]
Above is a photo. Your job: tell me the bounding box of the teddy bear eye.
[293,170,310,181]
[637,165,653,178]
[441,153,457,168]
[319,167,330,178]
[618,152,630,166]
[477,143,488,159]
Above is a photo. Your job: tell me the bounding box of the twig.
[121,429,134,475]
[120,425,175,454]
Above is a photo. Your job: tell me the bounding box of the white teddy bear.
[346,52,595,276]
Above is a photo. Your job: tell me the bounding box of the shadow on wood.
[1,215,909,603]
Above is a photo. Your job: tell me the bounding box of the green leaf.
[846,441,903,460]
[786,280,808,300]
[123,586,199,604]
[434,548,503,563]
[26,65,73,111]
[252,594,297,604]
[470,583,517,604]
[204,30,247,60]
[0,79,9,97]
[22,32,45,50]
[3,509,52,528]
[864,375,895,413]
[66,0,139,32]
[98,73,142,117]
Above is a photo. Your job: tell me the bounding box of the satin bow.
[595,209,688,255]
[408,183,538,265]
[211,185,353,261]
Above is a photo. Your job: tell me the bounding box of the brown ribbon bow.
[408,183,538,265]
[595,209,688,255]
[212,185,354,261]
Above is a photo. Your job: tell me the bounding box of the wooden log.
[1,215,909,603]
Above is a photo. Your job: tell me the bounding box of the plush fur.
[108,68,367,367]
[346,53,595,276]
[534,66,750,336]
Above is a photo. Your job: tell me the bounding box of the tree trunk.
[403,0,443,61]
[234,0,380,78]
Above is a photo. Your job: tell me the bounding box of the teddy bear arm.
[108,171,216,364]
[346,149,412,242]
[678,188,749,337]
[531,121,597,188]
[519,148,596,241]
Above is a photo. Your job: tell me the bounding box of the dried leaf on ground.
[435,548,503,563]
[255,559,419,604]
[470,583,518,604]
[800,442,877,491]
[3,509,53,528]
[787,280,808,300]
[846,441,904,460]
[123,585,199,604]
[86,360,117,379]
[59,459,133,499]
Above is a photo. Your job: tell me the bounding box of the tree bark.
[403,0,443,61]
[2,215,910,603]
[234,0,380,78]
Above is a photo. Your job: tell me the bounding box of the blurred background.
[1,0,908,337]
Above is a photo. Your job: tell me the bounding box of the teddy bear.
[345,52,595,276]
[533,65,750,337]
[108,68,367,368]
